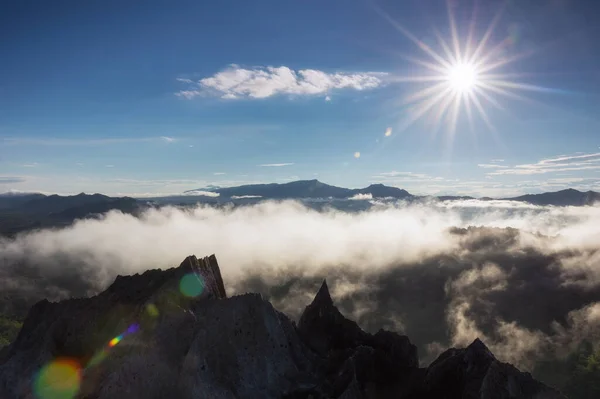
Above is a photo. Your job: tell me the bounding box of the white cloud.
[488,151,600,176]
[325,95,331,102]
[259,163,294,167]
[231,195,263,199]
[478,164,509,169]
[21,163,39,168]
[213,172,226,176]
[490,159,505,163]
[183,190,220,197]
[354,152,361,158]
[1,137,167,146]
[349,193,373,200]
[177,65,387,100]
[160,136,176,143]
[0,176,26,184]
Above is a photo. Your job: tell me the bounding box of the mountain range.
[1,182,598,236]
[185,179,600,205]
[186,180,411,200]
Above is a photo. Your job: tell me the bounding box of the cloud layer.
[486,152,600,176]
[177,65,387,99]
[2,199,600,378]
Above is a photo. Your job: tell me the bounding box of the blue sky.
[1,0,599,196]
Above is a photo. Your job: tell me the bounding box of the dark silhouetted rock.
[407,338,564,399]
[0,258,565,399]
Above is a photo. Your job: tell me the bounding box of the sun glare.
[377,3,552,137]
[447,62,478,93]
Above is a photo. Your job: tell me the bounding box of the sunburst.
[378,2,552,137]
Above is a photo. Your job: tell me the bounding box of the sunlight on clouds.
[176,65,387,99]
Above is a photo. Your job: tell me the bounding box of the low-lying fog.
[2,198,600,370]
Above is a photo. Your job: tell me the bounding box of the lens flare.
[108,335,122,348]
[146,303,159,317]
[376,3,555,137]
[85,323,141,370]
[179,273,205,298]
[34,358,81,399]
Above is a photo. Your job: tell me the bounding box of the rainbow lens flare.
[179,273,205,298]
[34,358,81,399]
[108,335,122,347]
[145,303,159,317]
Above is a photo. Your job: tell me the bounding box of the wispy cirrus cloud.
[1,137,175,146]
[176,65,388,100]
[160,136,176,143]
[488,151,600,176]
[373,171,446,181]
[478,164,509,169]
[259,163,294,167]
[0,176,26,184]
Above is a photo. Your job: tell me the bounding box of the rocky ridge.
[0,255,565,398]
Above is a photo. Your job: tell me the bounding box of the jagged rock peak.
[314,279,333,307]
[180,254,227,299]
[467,337,495,358]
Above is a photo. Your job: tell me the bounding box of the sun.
[377,3,551,136]
[447,62,478,93]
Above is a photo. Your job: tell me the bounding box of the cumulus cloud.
[349,193,373,200]
[176,65,387,99]
[181,190,220,197]
[2,199,600,378]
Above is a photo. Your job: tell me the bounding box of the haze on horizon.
[1,0,599,197]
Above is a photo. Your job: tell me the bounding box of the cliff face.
[0,255,565,399]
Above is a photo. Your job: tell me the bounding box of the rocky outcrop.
[0,255,565,399]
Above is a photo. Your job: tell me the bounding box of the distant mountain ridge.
[185,179,599,206]
[503,188,600,206]
[0,193,140,237]
[185,179,412,199]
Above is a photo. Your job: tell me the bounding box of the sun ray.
[446,0,462,63]
[464,0,479,62]
[473,86,504,111]
[375,6,454,69]
[469,92,495,131]
[375,1,559,141]
[433,28,458,65]
[468,5,505,64]
[464,91,476,133]
[403,82,450,105]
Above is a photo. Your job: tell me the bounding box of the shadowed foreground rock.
[0,255,565,398]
